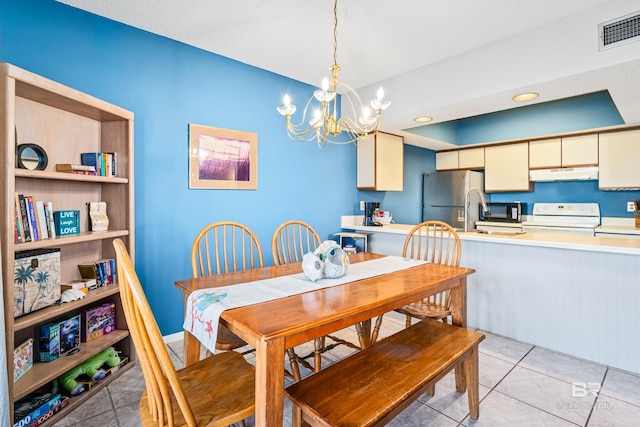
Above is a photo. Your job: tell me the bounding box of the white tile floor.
[52,312,640,426]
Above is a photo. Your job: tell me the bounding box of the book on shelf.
[25,196,39,241]
[61,279,96,292]
[44,201,56,239]
[35,200,49,239]
[80,152,118,177]
[14,193,56,243]
[78,259,115,287]
[80,152,101,176]
[14,193,24,243]
[17,194,31,242]
[55,163,96,172]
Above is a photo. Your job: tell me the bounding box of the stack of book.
[80,152,118,177]
[77,259,116,287]
[60,278,98,293]
[14,193,55,243]
[55,163,97,176]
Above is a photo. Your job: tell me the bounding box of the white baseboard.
[163,331,183,344]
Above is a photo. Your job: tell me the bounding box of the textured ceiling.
[56,0,640,149]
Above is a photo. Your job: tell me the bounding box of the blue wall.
[0,0,366,334]
[489,181,640,217]
[408,91,624,145]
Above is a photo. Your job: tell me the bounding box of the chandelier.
[276,0,391,147]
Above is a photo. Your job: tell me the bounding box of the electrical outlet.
[360,201,365,211]
[628,201,636,212]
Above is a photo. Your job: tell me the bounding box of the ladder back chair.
[271,220,322,266]
[113,238,255,427]
[271,220,327,382]
[191,221,264,351]
[393,220,461,327]
[369,220,462,344]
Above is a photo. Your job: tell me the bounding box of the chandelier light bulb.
[370,87,391,111]
[359,107,376,126]
[322,77,329,92]
[277,94,296,116]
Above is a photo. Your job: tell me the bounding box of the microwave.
[479,202,525,223]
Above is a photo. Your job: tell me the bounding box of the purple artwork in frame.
[189,124,258,189]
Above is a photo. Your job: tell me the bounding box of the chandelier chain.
[333,0,338,68]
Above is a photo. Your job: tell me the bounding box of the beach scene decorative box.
[13,248,61,317]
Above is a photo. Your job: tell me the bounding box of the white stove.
[522,203,600,236]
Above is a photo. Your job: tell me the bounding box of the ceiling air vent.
[599,11,640,51]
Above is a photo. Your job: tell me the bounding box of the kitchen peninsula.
[342,218,640,375]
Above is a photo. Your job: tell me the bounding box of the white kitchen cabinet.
[562,134,598,166]
[436,147,484,170]
[435,151,458,170]
[599,129,640,190]
[529,135,597,168]
[484,142,532,192]
[529,138,561,168]
[459,147,484,169]
[357,131,404,191]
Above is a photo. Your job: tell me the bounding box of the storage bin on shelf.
[13,249,61,317]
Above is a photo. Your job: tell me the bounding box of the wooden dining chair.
[191,221,264,352]
[271,220,322,266]
[369,220,462,345]
[271,220,325,381]
[394,220,461,326]
[113,238,255,427]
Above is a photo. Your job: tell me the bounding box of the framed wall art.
[189,124,258,189]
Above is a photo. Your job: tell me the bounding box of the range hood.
[529,166,599,182]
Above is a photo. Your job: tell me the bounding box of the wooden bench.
[285,317,485,427]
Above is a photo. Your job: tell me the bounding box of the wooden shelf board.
[13,285,121,332]
[15,168,128,183]
[13,230,129,251]
[13,329,130,400]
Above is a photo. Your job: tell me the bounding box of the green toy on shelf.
[59,347,120,396]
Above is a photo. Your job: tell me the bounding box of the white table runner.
[183,255,426,354]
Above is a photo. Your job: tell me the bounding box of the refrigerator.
[422,170,485,230]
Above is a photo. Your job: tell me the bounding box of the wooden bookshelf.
[1,62,135,423]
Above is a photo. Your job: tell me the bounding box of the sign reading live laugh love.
[54,210,80,236]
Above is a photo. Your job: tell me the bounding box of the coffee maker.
[364,202,381,226]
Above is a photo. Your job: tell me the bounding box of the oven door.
[521,225,595,236]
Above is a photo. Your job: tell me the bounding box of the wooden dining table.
[175,252,475,427]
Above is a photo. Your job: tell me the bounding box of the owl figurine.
[302,240,350,281]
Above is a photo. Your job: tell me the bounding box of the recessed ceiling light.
[512,92,539,102]
[414,116,433,123]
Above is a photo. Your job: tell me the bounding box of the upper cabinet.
[436,147,484,170]
[529,135,598,169]
[561,134,598,167]
[459,147,485,169]
[485,142,532,192]
[529,138,561,168]
[357,131,404,191]
[599,129,640,190]
[435,151,458,170]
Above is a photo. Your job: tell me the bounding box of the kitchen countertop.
[343,221,640,256]
[595,224,640,235]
